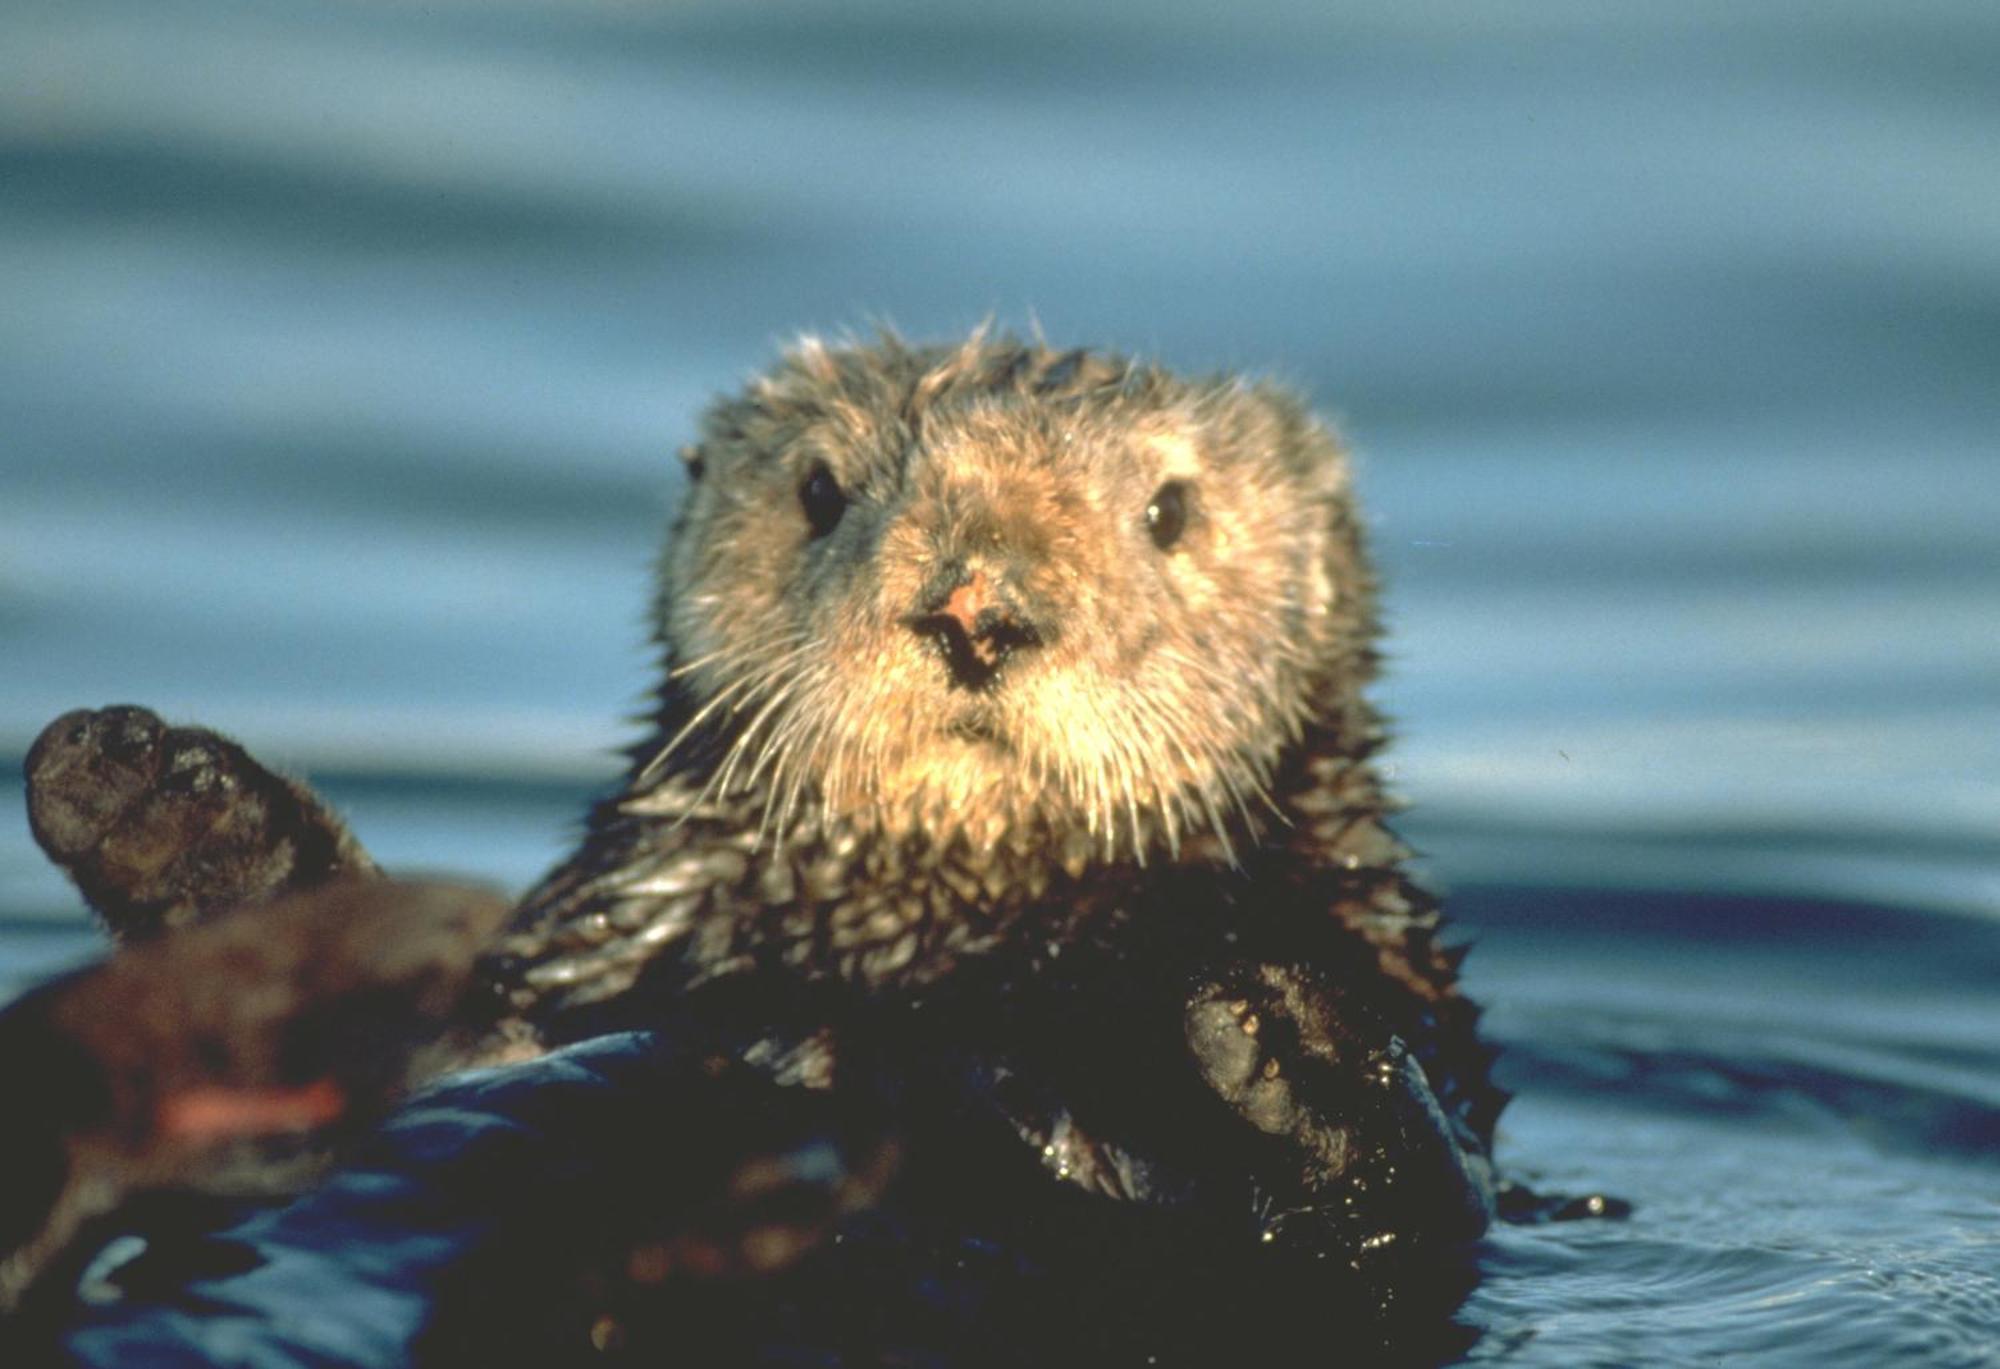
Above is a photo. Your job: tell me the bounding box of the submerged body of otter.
[476,333,1503,1270]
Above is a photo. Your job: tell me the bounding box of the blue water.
[2,1,1997,1363]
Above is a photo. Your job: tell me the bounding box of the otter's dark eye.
[799,462,847,539]
[1146,481,1189,550]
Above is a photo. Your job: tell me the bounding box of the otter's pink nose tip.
[940,570,997,639]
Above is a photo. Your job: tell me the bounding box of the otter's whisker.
[771,709,832,848]
[1104,701,1149,864]
[663,643,749,681]
[709,676,811,805]
[762,688,835,847]
[638,638,816,783]
[1120,686,1204,860]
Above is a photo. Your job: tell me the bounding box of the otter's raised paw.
[26,706,376,939]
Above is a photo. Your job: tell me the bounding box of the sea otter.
[476,331,1498,1222]
[11,332,1518,1362]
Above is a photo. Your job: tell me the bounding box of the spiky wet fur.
[479,331,1504,1155]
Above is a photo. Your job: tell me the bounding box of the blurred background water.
[1,1,1996,1363]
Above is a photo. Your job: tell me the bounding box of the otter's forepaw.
[26,705,376,938]
[1186,967,1493,1257]
[1185,966,1373,1157]
[1185,986,1317,1141]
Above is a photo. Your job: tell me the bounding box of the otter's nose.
[907,564,1043,691]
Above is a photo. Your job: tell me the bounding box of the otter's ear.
[678,445,706,482]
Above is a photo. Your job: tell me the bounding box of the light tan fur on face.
[644,334,1372,863]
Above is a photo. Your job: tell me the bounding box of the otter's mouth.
[943,703,1012,751]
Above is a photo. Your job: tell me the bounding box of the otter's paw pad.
[1185,990,1313,1139]
[26,705,375,938]
[24,706,170,864]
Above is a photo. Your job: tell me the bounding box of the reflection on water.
[2,0,1997,1362]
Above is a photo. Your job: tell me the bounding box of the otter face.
[651,337,1371,857]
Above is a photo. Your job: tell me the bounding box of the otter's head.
[646,334,1378,860]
